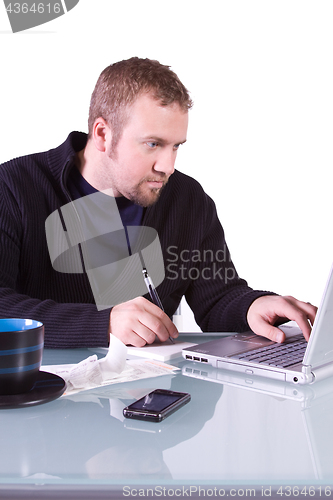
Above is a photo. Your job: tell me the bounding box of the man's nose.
[154,149,176,176]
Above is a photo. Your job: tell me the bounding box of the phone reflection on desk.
[0,374,223,482]
[85,375,223,479]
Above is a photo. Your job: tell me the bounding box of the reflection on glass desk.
[1,334,333,499]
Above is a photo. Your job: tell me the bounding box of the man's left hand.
[247,295,318,343]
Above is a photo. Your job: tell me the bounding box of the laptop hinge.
[307,362,333,383]
[301,364,312,376]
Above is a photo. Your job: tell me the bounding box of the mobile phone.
[123,389,191,422]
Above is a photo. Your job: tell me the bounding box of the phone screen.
[123,389,191,422]
[129,392,182,412]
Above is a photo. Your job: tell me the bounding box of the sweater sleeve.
[0,180,111,349]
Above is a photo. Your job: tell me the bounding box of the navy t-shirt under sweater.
[68,165,144,229]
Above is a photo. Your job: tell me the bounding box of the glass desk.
[1,335,333,499]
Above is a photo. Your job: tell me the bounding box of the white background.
[0,1,332,328]
[1,0,333,483]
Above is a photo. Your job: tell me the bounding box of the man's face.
[101,94,188,207]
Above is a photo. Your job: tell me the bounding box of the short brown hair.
[88,57,193,148]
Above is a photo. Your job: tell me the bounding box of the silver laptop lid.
[303,265,333,369]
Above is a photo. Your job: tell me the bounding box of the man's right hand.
[109,296,179,347]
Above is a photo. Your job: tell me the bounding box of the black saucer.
[0,371,66,409]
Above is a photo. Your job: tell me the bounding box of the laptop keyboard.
[229,335,307,368]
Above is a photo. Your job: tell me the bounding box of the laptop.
[181,361,319,402]
[182,264,333,384]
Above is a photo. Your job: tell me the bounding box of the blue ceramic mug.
[0,319,44,395]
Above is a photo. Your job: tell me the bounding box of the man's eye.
[147,142,158,148]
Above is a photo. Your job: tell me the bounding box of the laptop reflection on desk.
[182,362,333,480]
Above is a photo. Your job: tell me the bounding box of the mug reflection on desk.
[0,318,44,395]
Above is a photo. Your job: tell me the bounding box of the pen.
[142,267,175,344]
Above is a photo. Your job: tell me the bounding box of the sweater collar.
[46,131,88,186]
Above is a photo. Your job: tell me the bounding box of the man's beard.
[106,147,169,207]
[127,175,168,207]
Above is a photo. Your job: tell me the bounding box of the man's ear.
[92,117,112,152]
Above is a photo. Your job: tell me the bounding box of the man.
[0,57,316,348]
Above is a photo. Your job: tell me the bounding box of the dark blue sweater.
[0,132,274,347]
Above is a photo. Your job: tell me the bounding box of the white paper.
[41,335,179,396]
[41,334,127,393]
[127,340,197,362]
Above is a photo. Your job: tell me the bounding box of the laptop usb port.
[201,358,208,363]
[185,355,193,360]
[193,356,200,361]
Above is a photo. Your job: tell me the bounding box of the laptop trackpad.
[223,332,274,356]
[194,332,275,357]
